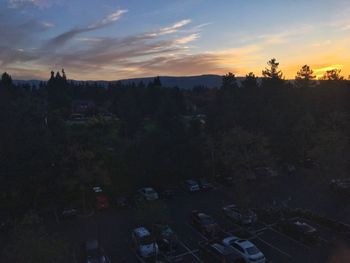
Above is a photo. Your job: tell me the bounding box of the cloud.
[159,19,192,35]
[340,24,350,31]
[7,0,54,8]
[45,9,127,48]
[175,33,199,44]
[88,9,128,29]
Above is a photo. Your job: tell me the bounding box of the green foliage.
[217,127,273,176]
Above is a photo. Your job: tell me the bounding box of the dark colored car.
[61,208,78,219]
[199,178,214,191]
[159,189,175,199]
[84,239,110,263]
[222,204,257,226]
[191,211,219,238]
[215,175,234,186]
[152,223,178,252]
[152,224,178,241]
[254,167,278,179]
[199,242,245,263]
[115,196,129,208]
[330,179,350,197]
[277,219,318,243]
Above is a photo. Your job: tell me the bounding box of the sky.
[1,0,350,80]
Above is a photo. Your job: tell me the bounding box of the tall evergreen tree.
[242,72,258,89]
[295,65,316,88]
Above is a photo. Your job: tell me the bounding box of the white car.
[132,227,159,258]
[222,204,257,225]
[185,180,200,192]
[222,236,265,263]
[92,186,103,193]
[138,187,159,201]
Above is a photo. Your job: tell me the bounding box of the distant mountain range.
[13,74,238,89]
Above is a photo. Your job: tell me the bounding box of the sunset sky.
[1,0,350,80]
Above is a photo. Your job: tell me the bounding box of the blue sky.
[1,0,350,80]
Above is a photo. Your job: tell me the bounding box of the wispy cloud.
[159,19,192,35]
[175,33,199,44]
[45,9,127,48]
[7,0,55,8]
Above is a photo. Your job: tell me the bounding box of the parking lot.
[55,171,350,263]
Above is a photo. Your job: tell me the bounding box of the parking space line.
[254,236,292,258]
[171,249,200,260]
[185,223,209,241]
[262,223,312,250]
[179,241,203,263]
[215,212,291,259]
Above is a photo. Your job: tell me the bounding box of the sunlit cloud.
[175,34,199,44]
[314,64,344,79]
[1,1,349,81]
[338,23,350,31]
[159,19,192,35]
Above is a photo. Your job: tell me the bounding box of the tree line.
[0,58,349,216]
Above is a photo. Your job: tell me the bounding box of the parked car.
[152,224,178,252]
[91,186,109,210]
[276,219,318,243]
[132,227,159,258]
[222,204,257,226]
[222,236,265,263]
[214,175,235,186]
[84,239,110,263]
[115,196,129,208]
[199,242,245,263]
[95,194,109,210]
[191,211,219,237]
[199,177,214,191]
[330,178,350,196]
[158,189,175,199]
[152,223,178,242]
[254,167,278,179]
[61,208,77,219]
[92,186,103,193]
[138,187,159,201]
[184,180,200,192]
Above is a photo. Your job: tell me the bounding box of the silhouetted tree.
[1,72,13,88]
[320,69,344,81]
[222,72,238,90]
[261,58,285,89]
[153,76,162,86]
[242,72,258,89]
[295,65,316,88]
[262,58,283,80]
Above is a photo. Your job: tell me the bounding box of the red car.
[96,194,109,210]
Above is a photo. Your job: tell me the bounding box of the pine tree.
[262,58,283,79]
[295,65,316,88]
